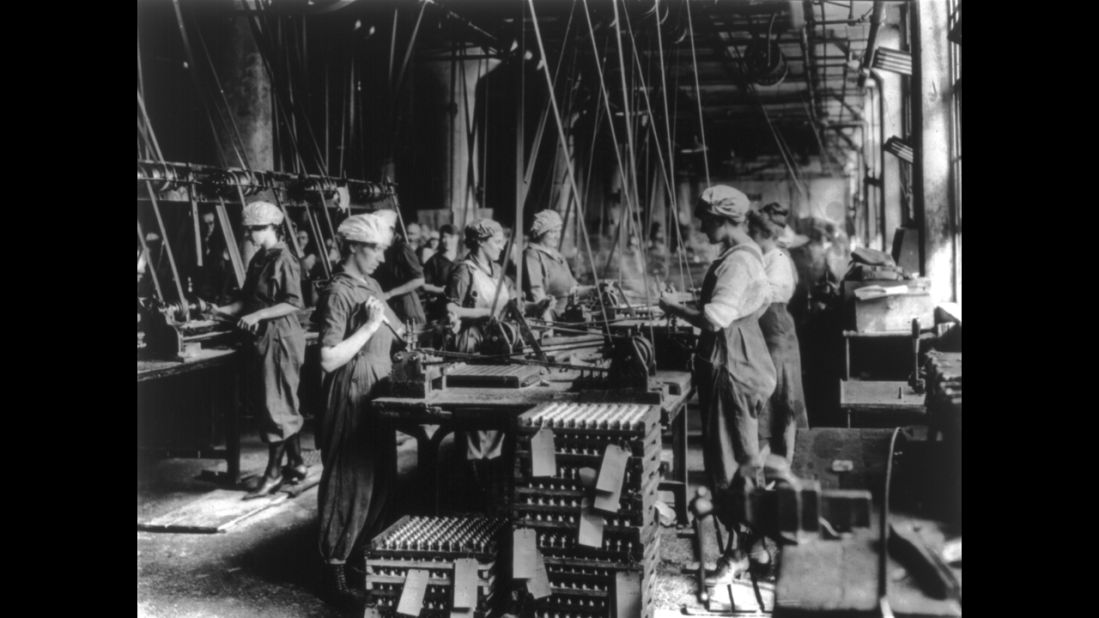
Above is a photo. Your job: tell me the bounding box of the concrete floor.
[137,410,740,618]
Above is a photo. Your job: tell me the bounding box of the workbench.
[138,347,243,483]
[372,368,693,523]
[840,380,926,428]
[137,332,320,485]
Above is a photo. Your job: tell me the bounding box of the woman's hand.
[238,312,262,334]
[658,293,680,314]
[533,296,554,312]
[364,296,387,329]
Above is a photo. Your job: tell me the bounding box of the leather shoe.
[283,464,309,484]
[243,473,283,500]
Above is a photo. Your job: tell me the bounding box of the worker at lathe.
[658,185,777,583]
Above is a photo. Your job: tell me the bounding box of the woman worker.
[313,212,403,604]
[445,218,551,508]
[658,185,776,579]
[748,209,809,466]
[421,223,460,323]
[211,201,308,499]
[372,209,427,328]
[522,209,593,318]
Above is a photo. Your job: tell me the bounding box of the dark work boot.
[244,442,286,500]
[283,434,308,483]
[323,562,367,608]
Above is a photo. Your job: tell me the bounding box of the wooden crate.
[854,291,936,333]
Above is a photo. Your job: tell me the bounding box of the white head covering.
[697,185,750,223]
[241,201,284,227]
[530,209,563,238]
[337,213,393,246]
[374,208,399,231]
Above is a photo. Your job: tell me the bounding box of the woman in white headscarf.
[211,201,308,499]
[522,209,593,318]
[747,209,809,466]
[312,212,404,605]
[659,185,777,581]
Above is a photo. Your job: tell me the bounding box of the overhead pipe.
[869,72,887,250]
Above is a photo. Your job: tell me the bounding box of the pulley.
[743,14,789,87]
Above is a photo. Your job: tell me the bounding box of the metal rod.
[216,196,246,287]
[143,180,189,311]
[187,183,203,268]
[529,0,613,336]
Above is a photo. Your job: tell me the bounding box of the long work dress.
[522,244,578,315]
[314,272,400,563]
[445,257,513,460]
[758,247,809,461]
[693,243,777,525]
[240,242,306,444]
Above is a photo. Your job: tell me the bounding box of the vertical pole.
[912,0,955,302]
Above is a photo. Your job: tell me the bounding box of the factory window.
[948,0,961,302]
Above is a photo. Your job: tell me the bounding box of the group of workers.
[203,182,808,605]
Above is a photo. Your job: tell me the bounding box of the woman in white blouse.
[748,208,809,465]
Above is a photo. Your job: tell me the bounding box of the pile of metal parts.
[923,351,961,438]
[923,349,961,526]
[443,364,544,389]
[364,515,507,618]
[511,403,663,618]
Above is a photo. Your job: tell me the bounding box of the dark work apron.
[691,245,777,525]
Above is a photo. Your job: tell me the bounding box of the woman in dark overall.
[445,219,551,509]
[372,208,427,328]
[313,212,404,604]
[659,186,776,580]
[212,201,308,499]
[749,208,810,465]
[522,209,592,319]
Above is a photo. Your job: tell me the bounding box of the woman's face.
[246,224,278,249]
[540,228,562,248]
[353,243,388,275]
[296,231,309,249]
[753,233,775,252]
[482,232,505,262]
[700,216,726,244]
[443,232,459,252]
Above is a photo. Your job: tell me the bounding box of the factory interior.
[137,1,961,616]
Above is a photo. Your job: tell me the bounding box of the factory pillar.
[912,0,956,302]
[216,11,274,173]
[424,52,500,228]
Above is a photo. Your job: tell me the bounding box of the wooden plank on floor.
[137,489,287,533]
